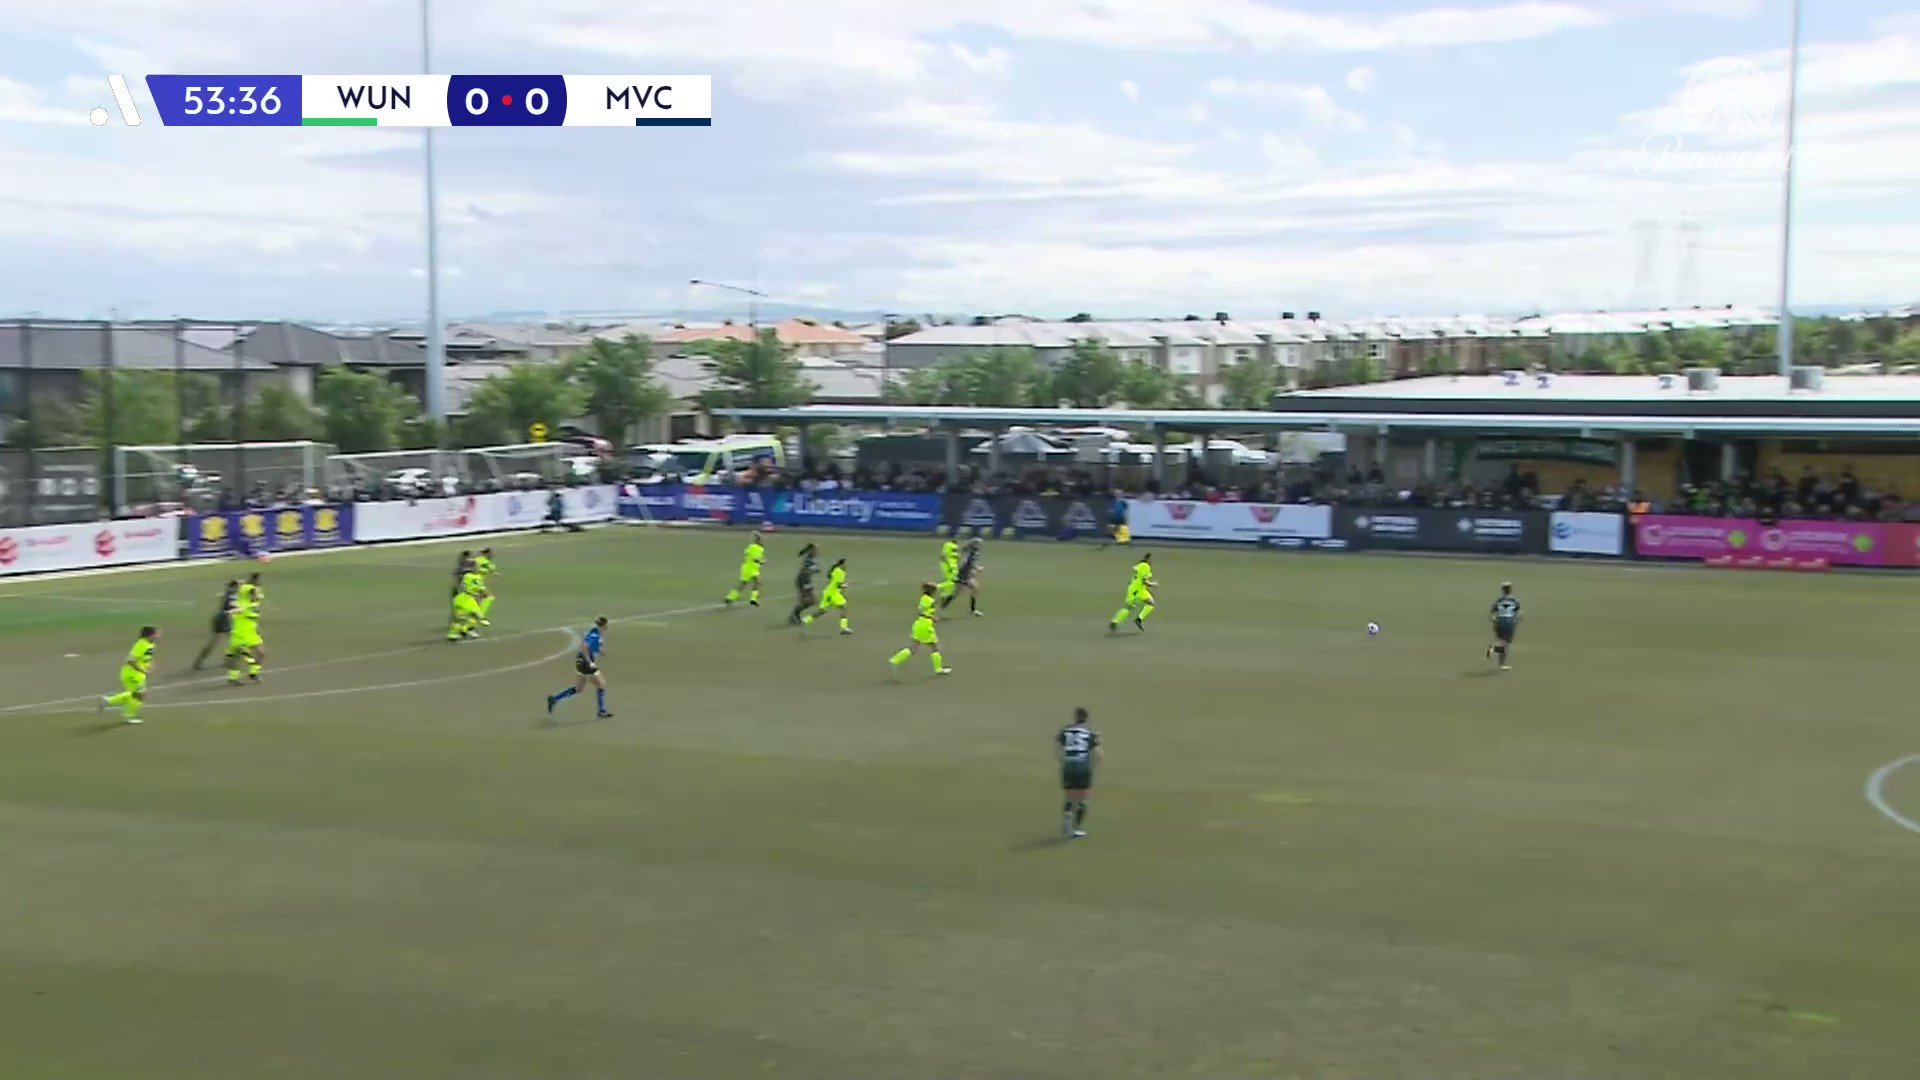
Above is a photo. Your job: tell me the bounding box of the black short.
[1494,620,1517,643]
[575,655,599,677]
[796,584,817,604]
[211,612,232,634]
[1060,761,1094,791]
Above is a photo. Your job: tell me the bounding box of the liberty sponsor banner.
[186,504,354,557]
[1122,499,1333,543]
[677,484,769,524]
[1335,507,1546,553]
[1633,515,1886,566]
[1548,511,1625,557]
[769,490,941,532]
[0,517,182,577]
[1886,523,1920,569]
[618,483,687,522]
[943,495,1114,538]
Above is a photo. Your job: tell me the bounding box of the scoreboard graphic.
[141,75,712,127]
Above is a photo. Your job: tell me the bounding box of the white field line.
[1864,754,1920,836]
[10,586,882,718]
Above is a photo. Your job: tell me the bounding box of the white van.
[627,434,784,484]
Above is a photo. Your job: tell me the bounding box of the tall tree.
[71,371,184,445]
[244,384,321,442]
[1638,330,1676,373]
[1670,327,1732,370]
[1218,356,1279,409]
[1050,338,1125,407]
[314,367,422,453]
[698,328,815,409]
[1889,329,1920,368]
[882,318,922,340]
[956,348,1051,406]
[1118,360,1179,408]
[461,363,585,447]
[569,335,672,445]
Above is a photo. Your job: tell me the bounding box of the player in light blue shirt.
[546,616,611,719]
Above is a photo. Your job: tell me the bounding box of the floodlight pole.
[1775,0,1803,377]
[422,0,447,421]
[689,278,767,331]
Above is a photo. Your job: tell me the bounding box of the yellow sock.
[749,588,760,603]
[1111,607,1130,624]
[479,596,494,619]
[123,698,142,719]
[889,649,910,666]
[930,651,944,671]
[726,588,740,602]
[1139,605,1155,623]
[839,617,850,632]
[802,613,815,625]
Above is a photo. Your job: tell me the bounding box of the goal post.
[324,442,586,500]
[115,441,333,515]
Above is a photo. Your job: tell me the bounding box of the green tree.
[314,367,422,453]
[569,335,671,446]
[1171,384,1207,409]
[1889,329,1920,367]
[1118,360,1179,408]
[1638,330,1676,373]
[1218,356,1279,409]
[954,348,1051,406]
[1347,355,1383,384]
[1670,327,1732,370]
[243,384,321,442]
[1050,338,1125,407]
[1792,317,1834,367]
[883,318,922,340]
[461,363,585,447]
[892,366,951,405]
[698,329,815,409]
[71,370,185,445]
[1497,343,1534,371]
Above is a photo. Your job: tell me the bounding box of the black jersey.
[216,582,240,617]
[1058,723,1100,762]
[1491,595,1521,623]
[796,554,819,591]
[958,550,980,583]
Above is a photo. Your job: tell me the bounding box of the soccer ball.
[1366,622,1380,636]
[256,552,272,564]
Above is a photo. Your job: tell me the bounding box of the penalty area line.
[1864,754,1920,836]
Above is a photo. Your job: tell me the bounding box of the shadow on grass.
[1009,835,1069,853]
[1460,668,1502,679]
[72,720,131,736]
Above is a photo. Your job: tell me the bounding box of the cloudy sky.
[0,0,1914,322]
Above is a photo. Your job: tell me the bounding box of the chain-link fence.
[1,318,304,522]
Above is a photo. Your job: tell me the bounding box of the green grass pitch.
[1,525,1916,1079]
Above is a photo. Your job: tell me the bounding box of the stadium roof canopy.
[712,403,1920,438]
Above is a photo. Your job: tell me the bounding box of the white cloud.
[1185,101,1211,126]
[1259,135,1321,176]
[1209,78,1367,130]
[1119,79,1139,102]
[949,43,1012,76]
[0,76,86,125]
[1345,66,1378,93]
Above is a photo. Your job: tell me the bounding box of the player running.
[473,547,497,627]
[725,531,766,607]
[801,557,853,635]
[547,616,612,719]
[226,573,265,684]
[1108,553,1157,633]
[447,563,488,641]
[1058,706,1101,839]
[100,625,160,725]
[448,550,474,636]
[887,582,951,676]
[1487,581,1522,671]
[789,543,821,625]
[192,578,240,671]
[935,538,961,601]
[940,539,983,616]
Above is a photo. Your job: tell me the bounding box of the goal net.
[115,441,333,515]
[325,443,581,500]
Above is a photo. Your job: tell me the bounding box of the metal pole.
[422,0,447,424]
[1775,0,1803,378]
[20,320,35,524]
[235,332,247,503]
[174,318,186,449]
[101,320,115,519]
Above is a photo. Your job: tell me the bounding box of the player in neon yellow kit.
[1108,553,1157,633]
[802,557,853,636]
[227,572,266,683]
[935,539,961,600]
[473,547,497,626]
[888,582,951,675]
[448,566,488,641]
[100,625,159,724]
[725,531,765,607]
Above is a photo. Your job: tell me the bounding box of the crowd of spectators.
[1670,467,1906,522]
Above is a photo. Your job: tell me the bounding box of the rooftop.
[1291,373,1920,404]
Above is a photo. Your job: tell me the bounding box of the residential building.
[651,318,870,361]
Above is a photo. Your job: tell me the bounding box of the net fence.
[115,441,333,516]
[326,443,578,499]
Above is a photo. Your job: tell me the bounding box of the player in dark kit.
[789,543,821,625]
[192,578,241,670]
[1057,706,1101,839]
[1487,581,1522,671]
[940,539,984,616]
[547,616,611,719]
